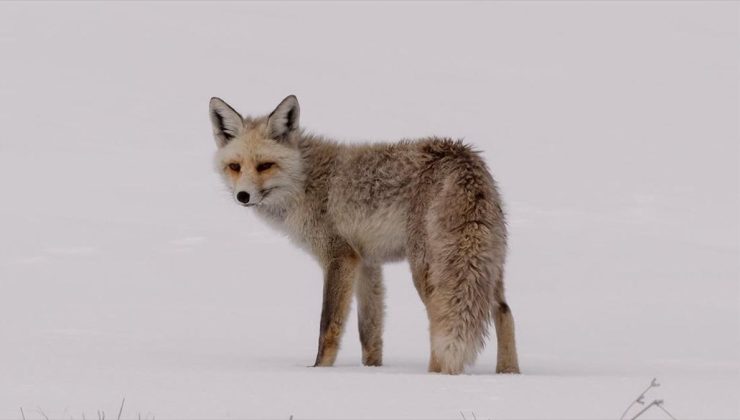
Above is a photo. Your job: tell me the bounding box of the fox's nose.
[236,191,250,204]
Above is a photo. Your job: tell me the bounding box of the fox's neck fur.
[252,133,338,253]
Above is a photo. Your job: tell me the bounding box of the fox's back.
[299,137,498,263]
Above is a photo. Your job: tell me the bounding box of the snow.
[1,2,738,419]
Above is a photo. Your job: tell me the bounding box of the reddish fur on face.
[224,163,241,184]
[253,163,278,190]
[217,118,296,190]
[222,156,280,191]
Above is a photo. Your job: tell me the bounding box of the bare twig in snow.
[631,399,663,420]
[656,400,678,420]
[620,378,660,420]
[20,407,25,420]
[37,407,50,420]
[117,398,126,420]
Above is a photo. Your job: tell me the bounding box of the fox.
[208,95,520,374]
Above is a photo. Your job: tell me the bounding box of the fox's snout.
[236,191,251,205]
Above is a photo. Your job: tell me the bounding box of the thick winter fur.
[209,95,520,374]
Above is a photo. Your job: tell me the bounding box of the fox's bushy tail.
[426,144,518,374]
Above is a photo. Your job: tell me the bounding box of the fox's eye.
[228,162,241,172]
[256,162,275,172]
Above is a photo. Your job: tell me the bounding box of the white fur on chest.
[255,204,314,254]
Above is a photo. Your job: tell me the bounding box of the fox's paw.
[362,356,382,367]
[495,365,521,374]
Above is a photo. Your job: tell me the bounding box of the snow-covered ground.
[1,2,738,419]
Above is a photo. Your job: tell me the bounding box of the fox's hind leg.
[493,285,520,373]
[408,253,442,372]
[314,248,360,367]
[356,263,384,366]
[409,239,473,374]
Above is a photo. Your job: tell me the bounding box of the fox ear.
[267,95,300,142]
[209,97,244,147]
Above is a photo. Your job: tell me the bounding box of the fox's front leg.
[314,251,359,367]
[356,264,384,366]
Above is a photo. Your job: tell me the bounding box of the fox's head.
[209,95,305,208]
